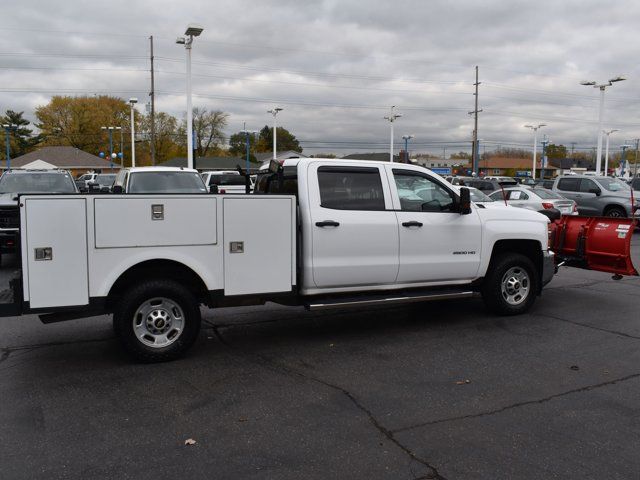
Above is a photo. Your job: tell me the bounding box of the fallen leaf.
[184,438,197,446]
[455,379,471,385]
[570,365,580,371]
[238,417,248,422]
[329,343,335,347]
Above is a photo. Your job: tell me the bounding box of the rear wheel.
[481,253,538,315]
[605,206,626,218]
[113,279,201,362]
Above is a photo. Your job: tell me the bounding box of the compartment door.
[24,198,89,309]
[223,197,294,296]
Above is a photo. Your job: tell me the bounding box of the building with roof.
[4,146,120,177]
[477,156,559,178]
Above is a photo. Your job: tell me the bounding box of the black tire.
[113,279,201,363]
[481,253,538,316]
[605,206,626,218]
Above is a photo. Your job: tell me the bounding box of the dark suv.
[0,169,77,264]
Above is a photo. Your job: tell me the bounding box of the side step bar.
[305,290,477,311]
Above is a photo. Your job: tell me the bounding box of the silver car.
[552,175,640,218]
[489,187,578,215]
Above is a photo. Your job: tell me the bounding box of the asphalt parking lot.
[1,234,639,480]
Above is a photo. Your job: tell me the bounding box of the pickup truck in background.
[0,158,636,362]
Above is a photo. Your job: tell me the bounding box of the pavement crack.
[393,371,640,434]
[206,321,447,480]
[1,336,112,354]
[0,348,10,364]
[536,312,640,340]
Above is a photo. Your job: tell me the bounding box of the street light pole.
[129,98,138,167]
[603,129,619,176]
[524,124,546,180]
[267,107,283,160]
[384,106,401,163]
[242,123,259,194]
[620,144,632,178]
[580,76,626,175]
[402,135,414,163]
[177,24,204,170]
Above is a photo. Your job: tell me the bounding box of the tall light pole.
[177,24,204,169]
[242,122,259,194]
[603,129,619,176]
[129,98,138,167]
[580,76,626,175]
[524,124,546,179]
[101,126,121,170]
[402,135,414,163]
[2,124,16,170]
[384,106,401,162]
[267,107,283,160]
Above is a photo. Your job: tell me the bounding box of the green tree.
[545,144,567,160]
[0,110,41,160]
[35,95,129,153]
[228,131,258,160]
[256,125,302,153]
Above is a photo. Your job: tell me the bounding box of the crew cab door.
[308,164,399,288]
[387,167,482,283]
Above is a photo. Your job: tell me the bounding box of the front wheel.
[113,279,201,362]
[605,206,626,218]
[481,253,538,315]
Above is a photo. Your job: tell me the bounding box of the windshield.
[128,172,207,193]
[0,172,77,193]
[598,177,630,192]
[532,188,563,199]
[95,174,116,185]
[468,187,493,202]
[208,174,245,186]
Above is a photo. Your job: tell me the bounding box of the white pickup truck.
[1,158,635,362]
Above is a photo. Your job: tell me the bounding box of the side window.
[318,167,385,211]
[393,170,454,212]
[579,179,598,193]
[558,178,580,192]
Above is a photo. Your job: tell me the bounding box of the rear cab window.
[318,166,385,211]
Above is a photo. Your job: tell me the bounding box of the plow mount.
[549,216,638,277]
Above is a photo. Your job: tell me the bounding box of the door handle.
[315,220,340,227]
[402,221,423,227]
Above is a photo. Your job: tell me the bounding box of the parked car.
[75,172,99,192]
[445,176,473,186]
[515,177,536,187]
[552,175,640,218]
[112,167,207,194]
[201,170,249,194]
[489,187,578,215]
[90,174,117,191]
[484,176,518,187]
[463,179,502,193]
[0,169,78,264]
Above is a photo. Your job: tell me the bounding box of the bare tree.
[181,107,229,157]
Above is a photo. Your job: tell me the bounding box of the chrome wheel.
[133,297,184,348]
[500,267,530,306]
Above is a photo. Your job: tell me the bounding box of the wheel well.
[603,204,626,215]
[107,260,209,308]
[489,239,543,291]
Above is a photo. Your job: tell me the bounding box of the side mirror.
[112,185,123,194]
[209,184,219,194]
[459,187,472,215]
[589,188,601,196]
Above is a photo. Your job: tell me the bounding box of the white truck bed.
[19,194,297,310]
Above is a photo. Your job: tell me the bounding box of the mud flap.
[549,216,638,276]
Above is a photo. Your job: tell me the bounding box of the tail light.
[573,203,578,213]
[219,189,226,194]
[542,202,554,210]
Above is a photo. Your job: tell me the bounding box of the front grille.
[0,207,19,229]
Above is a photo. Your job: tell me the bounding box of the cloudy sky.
[1,0,639,156]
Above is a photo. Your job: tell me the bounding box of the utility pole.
[468,66,482,175]
[633,138,639,177]
[570,142,576,157]
[149,35,156,165]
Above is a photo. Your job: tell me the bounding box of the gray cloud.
[1,0,639,156]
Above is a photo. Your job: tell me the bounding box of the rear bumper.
[542,250,555,287]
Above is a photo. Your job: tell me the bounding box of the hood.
[474,202,549,224]
[0,193,18,206]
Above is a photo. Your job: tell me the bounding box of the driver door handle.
[402,221,423,227]
[315,220,340,227]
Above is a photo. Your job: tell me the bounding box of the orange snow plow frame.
[549,216,638,276]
